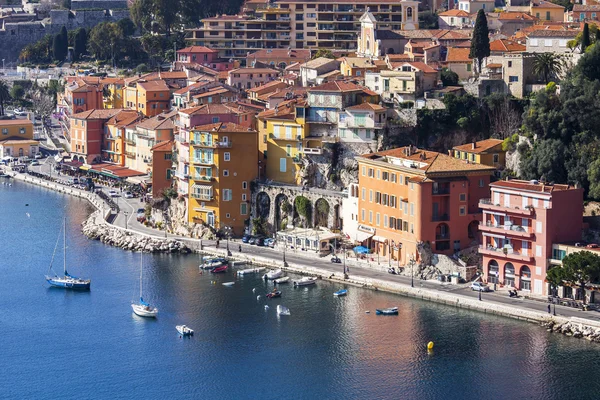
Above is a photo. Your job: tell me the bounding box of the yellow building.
[101,78,125,109]
[257,99,308,185]
[102,110,142,166]
[0,119,38,159]
[188,122,258,236]
[452,139,505,169]
[530,0,565,22]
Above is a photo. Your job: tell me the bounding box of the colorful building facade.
[480,180,583,296]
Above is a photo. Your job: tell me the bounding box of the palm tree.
[0,80,10,116]
[532,53,564,84]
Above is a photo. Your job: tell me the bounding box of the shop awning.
[354,230,374,243]
[80,164,92,171]
[372,235,387,243]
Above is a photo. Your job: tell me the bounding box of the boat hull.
[176,325,194,336]
[277,305,290,316]
[293,277,317,287]
[375,307,398,315]
[45,276,91,290]
[334,289,347,296]
[274,276,290,284]
[131,303,158,318]
[211,266,228,273]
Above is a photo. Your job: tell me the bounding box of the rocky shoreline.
[542,320,600,342]
[82,211,191,253]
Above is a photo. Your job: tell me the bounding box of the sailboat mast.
[63,217,67,275]
[140,252,143,299]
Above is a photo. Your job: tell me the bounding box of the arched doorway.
[255,191,271,220]
[468,220,479,240]
[274,193,290,231]
[314,198,330,228]
[504,262,515,287]
[488,260,499,284]
[520,266,531,291]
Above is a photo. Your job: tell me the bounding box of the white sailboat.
[131,252,158,318]
[45,217,91,290]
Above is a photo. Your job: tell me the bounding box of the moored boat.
[375,307,398,315]
[274,276,290,284]
[263,269,283,280]
[211,265,228,273]
[334,289,347,296]
[176,325,194,336]
[277,305,290,316]
[131,253,158,318]
[237,267,265,275]
[293,277,317,287]
[266,290,281,298]
[222,282,235,286]
[200,257,227,269]
[45,217,91,290]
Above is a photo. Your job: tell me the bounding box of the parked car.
[263,238,274,247]
[471,282,491,292]
[331,256,342,263]
[124,191,134,199]
[242,235,252,244]
[34,153,43,159]
[108,190,119,197]
[13,108,25,116]
[255,237,265,246]
[248,236,257,245]
[575,242,587,247]
[30,160,39,166]
[587,244,599,249]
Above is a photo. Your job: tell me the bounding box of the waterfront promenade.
[9,166,600,331]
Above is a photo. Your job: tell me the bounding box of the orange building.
[187,122,258,236]
[151,140,174,198]
[70,109,123,163]
[58,78,104,118]
[356,146,496,265]
[137,81,171,117]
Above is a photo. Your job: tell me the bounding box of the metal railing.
[431,214,449,222]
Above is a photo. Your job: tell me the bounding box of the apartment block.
[69,109,124,164]
[0,119,38,159]
[452,139,505,169]
[187,0,416,64]
[187,123,258,235]
[479,179,583,296]
[356,146,496,265]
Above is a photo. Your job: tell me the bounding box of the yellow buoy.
[427,341,434,350]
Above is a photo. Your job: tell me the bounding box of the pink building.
[479,179,583,296]
[176,46,237,71]
[177,104,255,131]
[227,67,279,89]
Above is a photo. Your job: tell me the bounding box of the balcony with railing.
[191,158,215,165]
[432,184,450,195]
[269,133,301,141]
[479,198,535,216]
[480,221,535,239]
[301,147,323,155]
[478,244,534,262]
[190,140,232,148]
[435,233,450,241]
[191,192,214,201]
[125,139,136,146]
[192,175,214,182]
[306,113,338,124]
[432,214,449,222]
[174,171,189,181]
[125,151,136,159]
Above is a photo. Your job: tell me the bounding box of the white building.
[338,102,386,143]
[342,183,360,242]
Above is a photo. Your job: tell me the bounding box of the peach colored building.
[58,78,104,118]
[151,140,174,198]
[479,180,583,296]
[357,146,496,265]
[70,109,123,163]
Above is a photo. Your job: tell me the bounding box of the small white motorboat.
[263,269,283,280]
[176,325,194,336]
[199,257,227,269]
[237,267,266,275]
[274,276,290,284]
[293,277,317,287]
[222,282,235,287]
[277,305,290,316]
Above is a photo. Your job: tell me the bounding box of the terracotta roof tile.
[445,47,472,63]
[345,102,386,111]
[490,38,526,52]
[491,179,575,193]
[151,140,174,152]
[453,139,503,153]
[191,122,256,133]
[177,46,218,53]
[309,81,364,92]
[439,9,470,17]
[498,12,536,21]
[71,109,123,120]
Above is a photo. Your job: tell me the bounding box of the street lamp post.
[283,237,287,267]
[124,211,129,230]
[388,241,391,269]
[410,255,415,288]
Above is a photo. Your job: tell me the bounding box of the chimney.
[472,141,476,150]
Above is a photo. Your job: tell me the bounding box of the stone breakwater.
[82,211,191,253]
[542,320,600,342]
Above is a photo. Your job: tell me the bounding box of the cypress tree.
[582,23,591,53]
[52,34,63,61]
[469,9,490,74]
[73,28,87,61]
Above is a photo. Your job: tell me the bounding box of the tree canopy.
[469,10,490,73]
[551,251,600,304]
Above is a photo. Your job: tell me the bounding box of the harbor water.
[1,180,600,400]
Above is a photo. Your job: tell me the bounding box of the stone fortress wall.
[0,1,129,63]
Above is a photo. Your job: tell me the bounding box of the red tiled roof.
[177,46,218,54]
[453,139,503,153]
[445,47,472,63]
[490,39,526,52]
[309,81,363,92]
[71,109,123,120]
[439,9,470,17]
[345,102,386,111]
[191,122,256,133]
[498,12,536,21]
[138,80,170,92]
[491,179,574,193]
